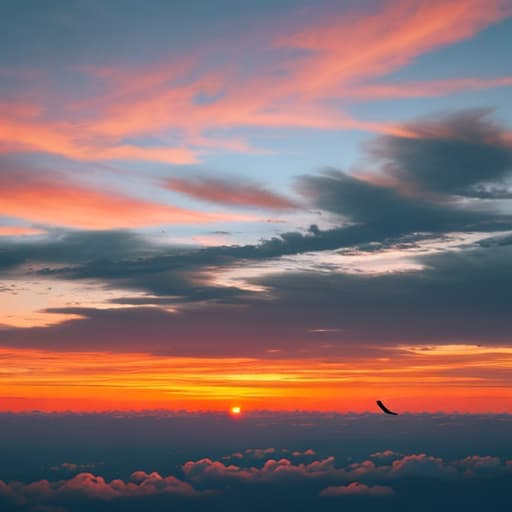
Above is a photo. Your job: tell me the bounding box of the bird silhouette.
[376,400,399,415]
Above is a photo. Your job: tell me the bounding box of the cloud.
[1,110,512,356]
[297,168,497,235]
[50,462,99,473]
[338,76,512,101]
[0,471,204,507]
[0,114,199,164]
[165,176,298,210]
[0,230,160,272]
[390,454,457,478]
[292,449,316,457]
[183,450,512,488]
[2,1,511,164]
[182,456,343,485]
[222,448,317,463]
[0,226,45,237]
[296,111,512,239]
[244,448,277,459]
[456,455,506,476]
[275,0,511,93]
[320,482,395,497]
[2,241,512,356]
[2,109,511,266]
[371,109,512,198]
[2,412,512,507]
[2,438,512,511]
[0,164,252,230]
[369,450,404,465]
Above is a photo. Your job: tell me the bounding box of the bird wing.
[376,400,399,415]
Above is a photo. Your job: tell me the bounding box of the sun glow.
[2,346,512,413]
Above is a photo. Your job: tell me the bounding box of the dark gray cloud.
[1,243,511,355]
[371,109,512,198]
[297,167,506,232]
[2,111,510,289]
[0,230,161,272]
[1,109,512,355]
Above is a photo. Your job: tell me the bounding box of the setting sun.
[230,406,242,416]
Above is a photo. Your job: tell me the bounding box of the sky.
[2,0,512,417]
[3,1,512,510]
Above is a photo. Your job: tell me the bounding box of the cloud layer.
[2,448,512,511]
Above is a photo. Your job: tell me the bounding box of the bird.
[376,400,399,415]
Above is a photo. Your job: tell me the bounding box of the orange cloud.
[73,0,512,137]
[2,0,510,163]
[336,76,512,100]
[0,170,254,229]
[0,116,198,164]
[275,0,512,93]
[0,226,45,236]
[166,176,298,210]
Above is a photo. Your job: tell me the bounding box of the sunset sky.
[3,2,512,511]
[2,0,512,415]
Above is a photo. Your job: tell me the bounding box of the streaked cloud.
[0,226,45,237]
[166,175,298,210]
[2,0,511,165]
[0,165,255,230]
[2,340,512,412]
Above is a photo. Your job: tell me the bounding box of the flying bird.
[376,400,399,415]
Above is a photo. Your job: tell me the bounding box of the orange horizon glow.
[1,346,512,414]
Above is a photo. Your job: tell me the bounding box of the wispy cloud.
[0,166,255,229]
[2,0,511,163]
[166,175,298,210]
[2,341,512,412]
[0,226,45,237]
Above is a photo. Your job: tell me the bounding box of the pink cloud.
[274,0,512,95]
[0,471,205,506]
[245,448,277,458]
[320,482,395,497]
[166,177,299,210]
[2,0,511,164]
[390,454,457,478]
[182,456,344,484]
[338,76,512,100]
[0,226,45,236]
[0,168,255,229]
[181,450,512,489]
[2,451,512,507]
[0,115,199,164]
[369,450,404,464]
[291,449,316,457]
[456,455,505,476]
[182,459,255,483]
